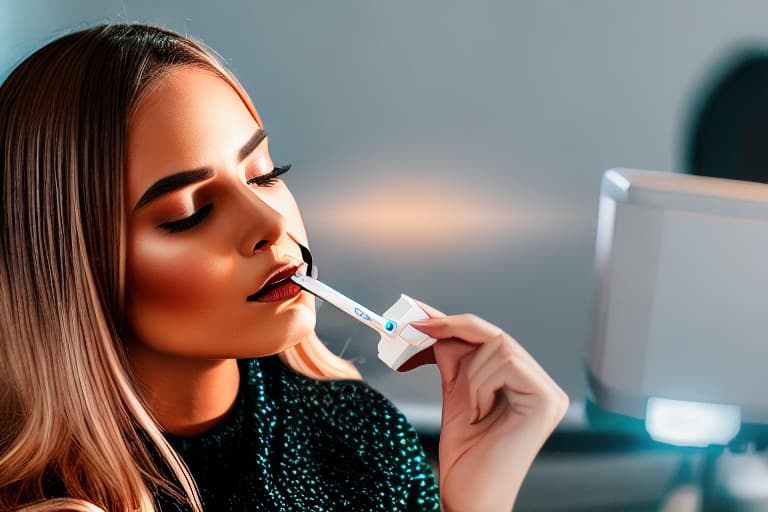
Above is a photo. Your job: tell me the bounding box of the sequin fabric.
[157,355,441,511]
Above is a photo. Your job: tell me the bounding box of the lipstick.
[247,264,302,303]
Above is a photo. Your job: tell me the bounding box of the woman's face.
[124,66,316,358]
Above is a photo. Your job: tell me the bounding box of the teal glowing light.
[385,320,396,332]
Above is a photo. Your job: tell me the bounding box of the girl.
[0,23,568,511]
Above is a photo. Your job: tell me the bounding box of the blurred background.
[6,1,768,510]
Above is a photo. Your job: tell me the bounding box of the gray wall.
[5,0,768,411]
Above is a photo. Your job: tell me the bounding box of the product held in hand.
[289,264,437,371]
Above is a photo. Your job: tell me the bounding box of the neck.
[126,339,240,437]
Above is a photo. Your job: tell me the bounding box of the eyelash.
[158,164,292,233]
[246,164,291,187]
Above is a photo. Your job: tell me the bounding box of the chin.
[279,306,317,347]
[236,304,317,359]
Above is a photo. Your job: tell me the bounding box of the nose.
[234,185,288,257]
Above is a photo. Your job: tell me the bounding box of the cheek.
[126,236,233,314]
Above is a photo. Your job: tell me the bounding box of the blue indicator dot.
[385,320,396,332]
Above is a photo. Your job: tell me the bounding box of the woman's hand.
[399,301,569,512]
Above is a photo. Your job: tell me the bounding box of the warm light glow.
[319,192,512,240]
[305,183,544,251]
[298,157,588,253]
[645,397,741,447]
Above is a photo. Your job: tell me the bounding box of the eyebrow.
[133,128,267,213]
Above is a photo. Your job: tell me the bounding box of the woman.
[0,24,568,511]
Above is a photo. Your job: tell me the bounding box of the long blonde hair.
[0,23,360,512]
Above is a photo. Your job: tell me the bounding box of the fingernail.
[469,407,478,424]
[409,319,431,325]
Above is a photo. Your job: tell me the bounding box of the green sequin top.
[157,355,441,511]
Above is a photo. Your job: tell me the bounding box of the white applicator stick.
[290,265,398,337]
[289,264,438,371]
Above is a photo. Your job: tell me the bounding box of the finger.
[432,338,476,392]
[409,313,504,345]
[466,351,511,420]
[408,311,506,389]
[411,300,535,367]
[467,326,550,386]
[476,361,569,426]
[472,356,545,424]
[408,301,554,391]
[464,333,506,384]
[412,298,447,319]
[414,316,555,396]
[465,339,536,413]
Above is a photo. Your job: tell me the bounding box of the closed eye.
[158,204,213,233]
[158,164,292,233]
[247,164,291,187]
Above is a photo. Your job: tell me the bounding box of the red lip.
[247,262,301,301]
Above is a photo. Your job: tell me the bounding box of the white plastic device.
[290,267,437,371]
[589,168,768,429]
[377,294,438,370]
